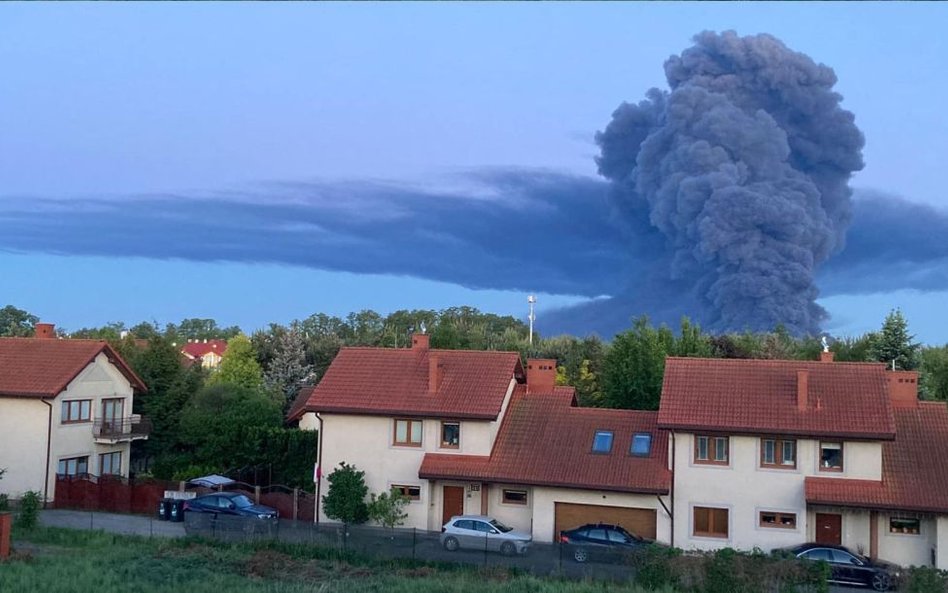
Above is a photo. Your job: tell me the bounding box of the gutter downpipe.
[315,412,324,526]
[41,399,53,507]
[669,431,676,548]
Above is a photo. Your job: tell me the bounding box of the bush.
[633,545,683,590]
[0,493,8,512]
[17,490,41,529]
[322,462,368,526]
[904,566,948,593]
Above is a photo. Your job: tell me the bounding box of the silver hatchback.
[440,515,532,555]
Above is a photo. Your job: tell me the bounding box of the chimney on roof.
[820,351,835,363]
[526,359,557,394]
[34,323,55,339]
[797,369,809,411]
[429,354,442,393]
[411,333,430,351]
[886,370,919,409]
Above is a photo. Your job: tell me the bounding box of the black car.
[183,492,279,519]
[559,523,651,563]
[779,543,900,591]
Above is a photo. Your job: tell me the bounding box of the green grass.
[1,527,677,593]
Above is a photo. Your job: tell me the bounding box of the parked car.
[559,523,652,563]
[440,515,532,555]
[183,492,279,520]
[777,543,900,591]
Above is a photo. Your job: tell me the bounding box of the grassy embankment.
[0,527,675,593]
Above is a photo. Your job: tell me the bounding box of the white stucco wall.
[1,353,136,501]
[0,398,49,498]
[937,516,948,570]
[674,433,882,552]
[877,513,936,567]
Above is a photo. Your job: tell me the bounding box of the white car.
[440,515,532,555]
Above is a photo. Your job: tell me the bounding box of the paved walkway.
[40,509,186,538]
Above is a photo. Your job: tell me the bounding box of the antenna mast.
[527,295,536,346]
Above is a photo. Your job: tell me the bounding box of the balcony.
[93,415,151,444]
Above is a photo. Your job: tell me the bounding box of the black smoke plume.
[593,31,865,335]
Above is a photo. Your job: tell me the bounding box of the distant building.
[180,339,228,369]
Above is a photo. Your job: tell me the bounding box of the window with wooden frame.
[393,419,422,446]
[760,438,797,469]
[57,456,89,477]
[694,435,729,465]
[502,489,528,505]
[693,506,728,538]
[759,511,797,529]
[99,451,122,476]
[819,441,843,471]
[61,399,92,424]
[889,517,920,535]
[391,485,421,501]
[440,421,460,449]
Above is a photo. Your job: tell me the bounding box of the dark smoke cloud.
[595,31,865,335]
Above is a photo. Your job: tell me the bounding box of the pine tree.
[869,309,920,371]
[264,322,314,410]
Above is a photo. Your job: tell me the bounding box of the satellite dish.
[419,322,427,335]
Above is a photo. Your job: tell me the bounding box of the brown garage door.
[554,502,656,540]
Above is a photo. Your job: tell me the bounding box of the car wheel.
[500,541,516,556]
[573,548,589,563]
[871,573,891,592]
[443,536,459,552]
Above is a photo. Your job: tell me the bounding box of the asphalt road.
[38,510,855,592]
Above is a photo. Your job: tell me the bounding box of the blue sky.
[2,3,947,341]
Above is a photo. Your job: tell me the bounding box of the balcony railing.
[93,415,151,441]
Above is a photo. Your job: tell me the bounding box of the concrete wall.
[0,398,49,498]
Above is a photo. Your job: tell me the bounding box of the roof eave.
[658,423,896,441]
[417,469,670,496]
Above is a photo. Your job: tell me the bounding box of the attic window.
[592,430,613,453]
[631,433,652,456]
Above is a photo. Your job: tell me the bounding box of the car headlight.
[258,513,272,519]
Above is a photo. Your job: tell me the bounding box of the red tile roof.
[419,385,671,495]
[181,340,228,359]
[658,357,896,440]
[806,402,948,513]
[288,346,523,421]
[0,338,147,398]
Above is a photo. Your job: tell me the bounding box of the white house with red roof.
[0,323,149,502]
[180,338,228,369]
[659,352,948,569]
[289,333,673,542]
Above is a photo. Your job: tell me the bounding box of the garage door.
[554,502,656,540]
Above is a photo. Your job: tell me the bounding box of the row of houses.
[290,333,948,570]
[2,326,947,569]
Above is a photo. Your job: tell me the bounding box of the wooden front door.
[442,486,465,526]
[815,513,842,545]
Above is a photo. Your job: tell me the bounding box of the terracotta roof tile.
[806,402,948,513]
[289,346,522,421]
[0,338,146,397]
[658,357,895,440]
[180,340,228,358]
[420,385,670,494]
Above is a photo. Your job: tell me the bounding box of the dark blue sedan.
[183,492,278,519]
[559,523,651,563]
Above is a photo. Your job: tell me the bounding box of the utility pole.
[527,295,536,346]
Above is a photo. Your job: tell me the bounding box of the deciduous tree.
[323,462,369,527]
[0,305,38,337]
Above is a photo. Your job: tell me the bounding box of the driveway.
[40,509,186,538]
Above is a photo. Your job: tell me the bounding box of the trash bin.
[170,499,186,522]
[158,498,170,521]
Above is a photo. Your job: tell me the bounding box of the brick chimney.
[820,351,835,363]
[796,370,809,411]
[428,354,443,393]
[34,323,56,339]
[526,359,557,394]
[411,333,429,351]
[887,370,919,409]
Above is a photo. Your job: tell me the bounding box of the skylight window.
[592,430,613,453]
[631,433,652,456]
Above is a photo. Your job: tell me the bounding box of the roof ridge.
[339,345,520,356]
[665,356,887,367]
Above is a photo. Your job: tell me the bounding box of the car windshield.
[231,494,254,508]
[489,519,513,533]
